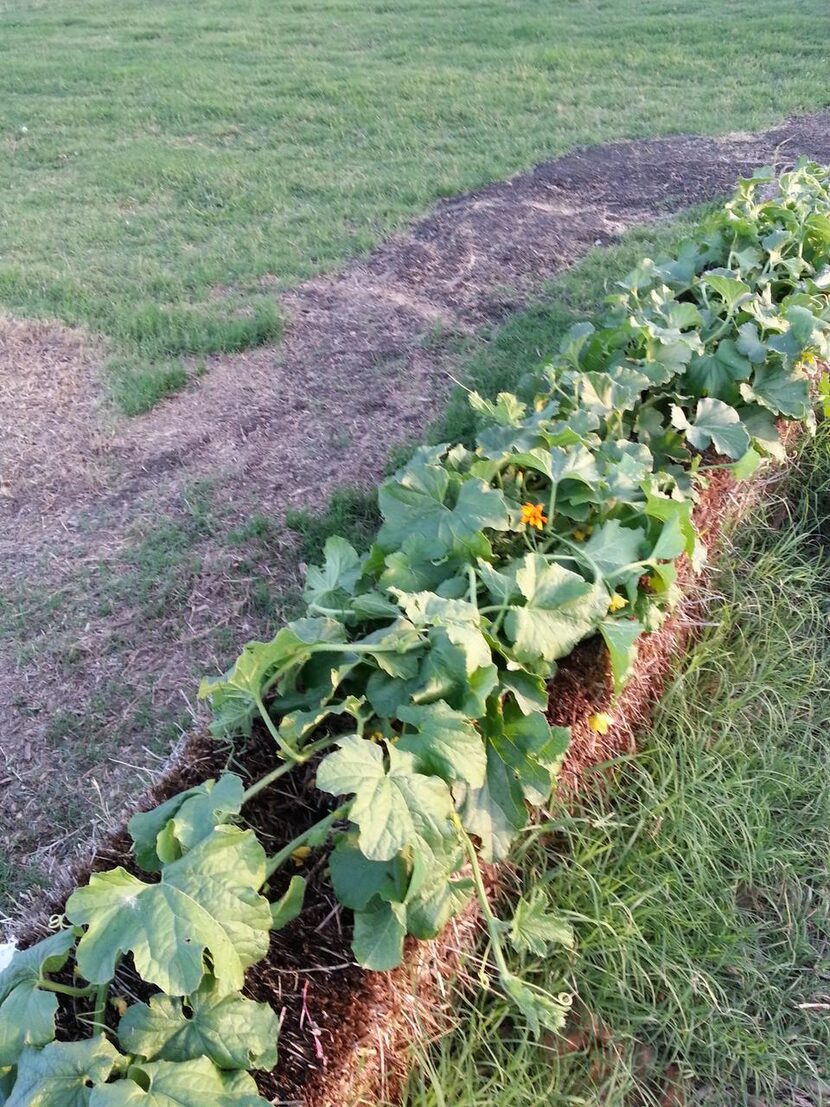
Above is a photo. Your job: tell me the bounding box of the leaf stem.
[91,982,109,1036]
[255,694,302,763]
[321,641,417,656]
[546,480,557,530]
[455,816,510,977]
[307,603,353,618]
[544,533,603,584]
[36,978,97,998]
[242,733,341,804]
[264,802,352,880]
[467,564,479,612]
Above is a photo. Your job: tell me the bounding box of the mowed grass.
[397,430,830,1105]
[1,0,829,409]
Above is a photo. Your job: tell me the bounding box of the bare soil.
[3,110,830,911]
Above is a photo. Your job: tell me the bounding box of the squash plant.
[2,161,830,1102]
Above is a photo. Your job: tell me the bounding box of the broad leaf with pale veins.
[317,736,455,861]
[303,536,362,611]
[118,981,278,1071]
[328,836,408,911]
[67,828,271,996]
[740,363,810,418]
[88,1058,267,1106]
[396,702,486,787]
[460,703,569,861]
[378,458,510,556]
[6,1038,120,1107]
[129,776,244,872]
[0,930,75,1067]
[581,520,647,587]
[198,619,347,737]
[504,555,608,665]
[671,397,750,459]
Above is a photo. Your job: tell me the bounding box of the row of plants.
[3,161,830,1105]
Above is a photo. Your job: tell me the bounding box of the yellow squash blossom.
[588,712,612,735]
[520,502,548,530]
[608,593,628,613]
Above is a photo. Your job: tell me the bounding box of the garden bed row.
[13,461,764,1107]
[3,163,829,1107]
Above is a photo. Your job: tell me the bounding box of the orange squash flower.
[520,502,548,530]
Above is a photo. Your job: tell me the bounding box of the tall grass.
[397,428,830,1106]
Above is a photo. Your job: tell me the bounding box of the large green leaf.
[386,593,493,709]
[460,704,570,861]
[402,836,471,941]
[684,339,751,401]
[548,444,601,491]
[503,554,608,665]
[509,891,575,957]
[581,520,646,587]
[598,440,653,503]
[303,536,362,612]
[671,397,750,459]
[328,836,408,911]
[129,776,244,873]
[498,670,548,716]
[396,702,486,787]
[88,1058,267,1106]
[198,619,346,736]
[404,872,472,941]
[469,389,527,426]
[769,303,827,359]
[351,900,407,971]
[6,1039,120,1107]
[67,828,271,996]
[702,271,752,314]
[735,321,767,363]
[118,981,278,1071]
[650,513,688,563]
[578,368,650,419]
[598,618,644,692]
[0,931,75,1067]
[377,533,467,594]
[642,484,696,556]
[378,460,510,556]
[476,557,520,605]
[740,363,810,418]
[317,737,455,861]
[349,619,424,678]
[739,403,786,461]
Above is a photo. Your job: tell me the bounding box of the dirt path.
[4,110,830,912]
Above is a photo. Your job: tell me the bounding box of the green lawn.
[397,430,830,1105]
[1,0,829,409]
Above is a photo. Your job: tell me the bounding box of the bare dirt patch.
[0,316,111,516]
[4,111,830,913]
